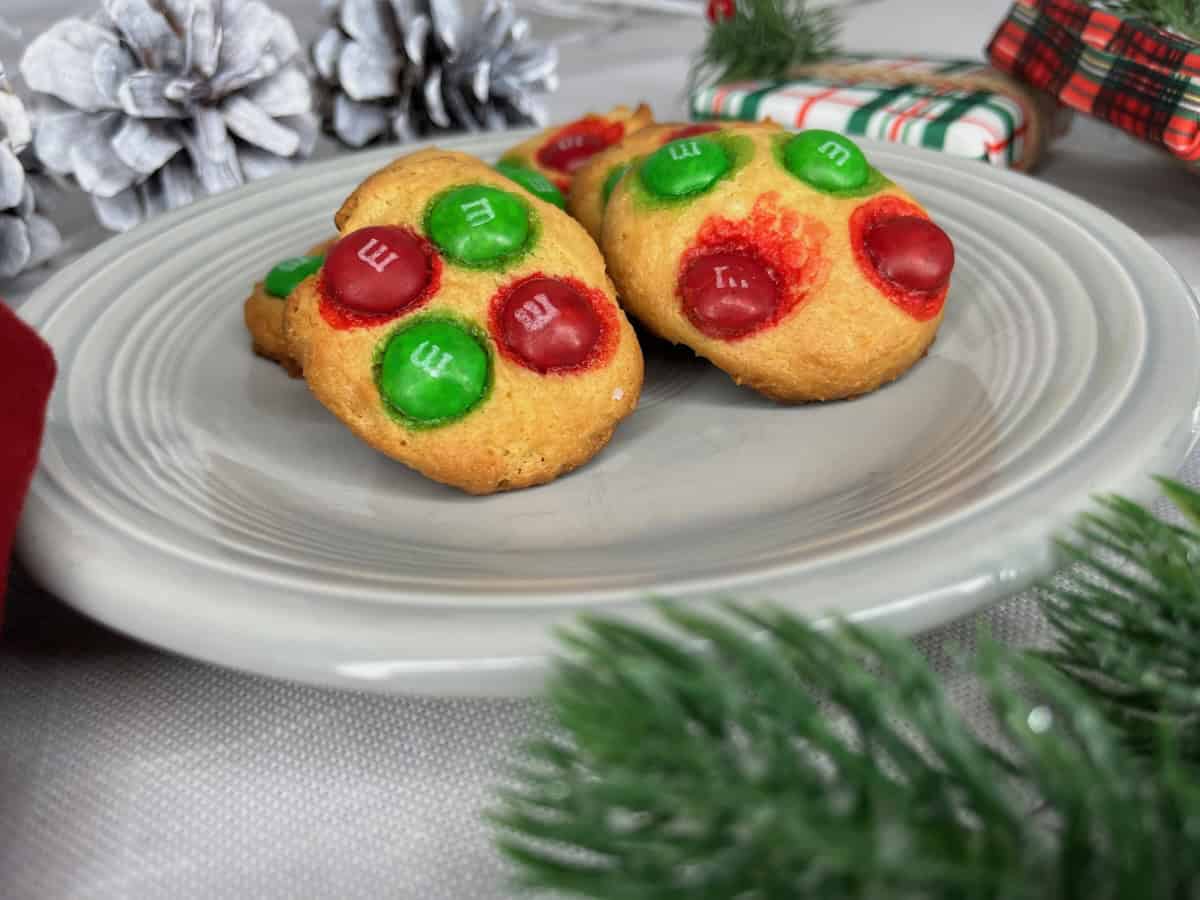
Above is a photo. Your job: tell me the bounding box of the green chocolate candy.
[495,163,565,209]
[264,255,324,298]
[378,319,490,424]
[639,137,729,199]
[602,162,630,205]
[782,130,869,192]
[426,185,530,266]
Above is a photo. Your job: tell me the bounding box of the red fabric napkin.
[0,301,56,623]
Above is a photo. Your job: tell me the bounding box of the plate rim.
[17,129,1200,696]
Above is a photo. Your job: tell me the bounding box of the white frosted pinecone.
[312,0,558,148]
[0,60,62,278]
[20,0,319,232]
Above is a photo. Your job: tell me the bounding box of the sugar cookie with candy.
[568,121,783,241]
[602,126,954,402]
[497,104,655,196]
[243,239,333,376]
[286,149,644,495]
[494,161,566,209]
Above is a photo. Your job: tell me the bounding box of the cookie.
[497,104,655,196]
[244,239,333,377]
[568,120,783,241]
[494,161,567,209]
[286,148,644,495]
[601,126,954,403]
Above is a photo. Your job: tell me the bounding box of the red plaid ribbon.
[987,0,1200,160]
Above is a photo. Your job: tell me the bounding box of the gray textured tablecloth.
[0,563,1060,900]
[4,0,1200,896]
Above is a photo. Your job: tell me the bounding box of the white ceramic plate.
[17,128,1200,696]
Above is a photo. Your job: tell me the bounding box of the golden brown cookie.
[286,148,644,495]
[243,239,333,377]
[568,120,783,241]
[497,104,655,197]
[602,126,955,402]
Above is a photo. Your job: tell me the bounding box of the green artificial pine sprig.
[492,480,1200,898]
[687,0,841,95]
[1098,0,1200,41]
[1041,477,1200,759]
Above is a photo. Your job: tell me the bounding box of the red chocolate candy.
[500,277,602,371]
[324,226,432,315]
[538,135,608,174]
[862,216,954,295]
[536,120,625,175]
[664,123,720,143]
[681,251,779,338]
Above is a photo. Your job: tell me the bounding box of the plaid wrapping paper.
[690,57,1034,169]
[987,0,1200,161]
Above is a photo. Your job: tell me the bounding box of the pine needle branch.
[493,478,1200,897]
[1038,478,1200,760]
[1096,0,1200,42]
[687,0,841,96]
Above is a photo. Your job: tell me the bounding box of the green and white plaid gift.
[690,56,1055,170]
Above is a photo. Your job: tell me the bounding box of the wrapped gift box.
[987,0,1200,163]
[690,55,1066,170]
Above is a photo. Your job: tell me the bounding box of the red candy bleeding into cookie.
[674,193,829,343]
[862,216,955,295]
[850,196,952,322]
[681,252,780,339]
[497,276,604,372]
[536,119,627,176]
[324,226,435,316]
